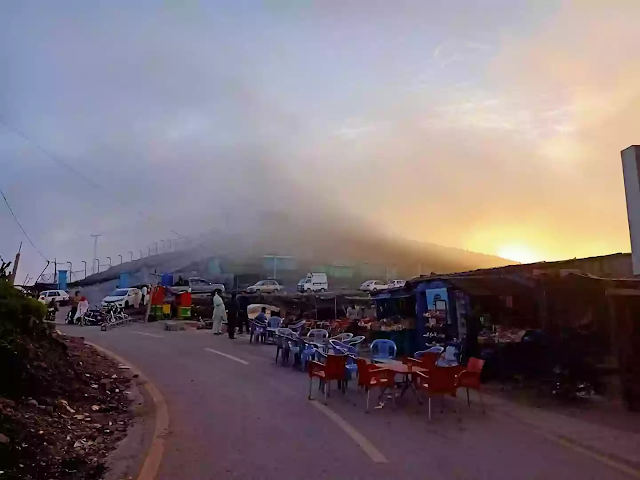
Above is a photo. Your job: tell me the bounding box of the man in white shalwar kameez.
[212,290,226,335]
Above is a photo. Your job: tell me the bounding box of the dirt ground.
[0,334,134,480]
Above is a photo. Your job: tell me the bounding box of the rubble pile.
[0,281,133,479]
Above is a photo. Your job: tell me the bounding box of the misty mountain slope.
[81,207,513,285]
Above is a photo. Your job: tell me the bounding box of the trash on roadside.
[58,399,76,413]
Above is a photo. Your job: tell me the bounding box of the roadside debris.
[0,334,133,479]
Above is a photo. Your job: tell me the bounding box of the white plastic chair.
[306,329,329,349]
[330,332,353,342]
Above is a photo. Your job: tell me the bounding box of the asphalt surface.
[57,321,633,480]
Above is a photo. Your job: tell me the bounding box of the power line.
[0,187,48,261]
[0,118,181,236]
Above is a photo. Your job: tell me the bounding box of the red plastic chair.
[308,354,347,404]
[457,357,485,412]
[415,367,459,421]
[355,358,396,412]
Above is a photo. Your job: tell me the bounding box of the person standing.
[141,285,148,306]
[346,304,359,321]
[227,293,238,339]
[237,294,250,334]
[212,290,226,335]
[69,290,81,323]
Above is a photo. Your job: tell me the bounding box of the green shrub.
[0,279,72,400]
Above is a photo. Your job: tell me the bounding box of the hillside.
[77,210,513,287]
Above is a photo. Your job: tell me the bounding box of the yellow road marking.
[88,342,168,480]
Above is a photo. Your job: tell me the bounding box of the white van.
[297,272,328,293]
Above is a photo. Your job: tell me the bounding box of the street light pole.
[118,254,123,265]
[106,256,112,267]
[90,234,101,274]
[139,249,143,259]
[167,239,172,251]
[148,246,151,256]
[82,261,87,279]
[67,262,72,282]
[129,251,133,261]
[160,240,165,252]
[153,242,158,254]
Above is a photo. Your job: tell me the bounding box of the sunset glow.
[497,245,542,265]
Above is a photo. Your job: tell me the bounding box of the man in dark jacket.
[227,293,239,339]
[237,294,250,334]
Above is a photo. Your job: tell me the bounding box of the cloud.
[464,41,491,50]
[1,0,638,280]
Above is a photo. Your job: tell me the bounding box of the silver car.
[246,279,282,294]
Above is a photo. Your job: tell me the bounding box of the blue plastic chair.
[371,339,397,362]
[266,316,282,343]
[344,355,358,383]
[299,342,317,372]
[250,318,268,344]
[274,328,294,365]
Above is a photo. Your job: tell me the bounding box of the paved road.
[58,322,633,480]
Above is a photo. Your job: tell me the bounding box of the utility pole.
[67,261,72,282]
[90,234,101,274]
[263,255,293,280]
[8,242,21,286]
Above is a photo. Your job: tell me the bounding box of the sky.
[1,0,640,281]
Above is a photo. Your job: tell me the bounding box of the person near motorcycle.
[47,299,59,321]
[69,290,81,322]
[74,296,90,324]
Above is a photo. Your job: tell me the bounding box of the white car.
[246,279,283,294]
[387,279,406,289]
[359,280,389,293]
[38,290,70,305]
[101,288,140,309]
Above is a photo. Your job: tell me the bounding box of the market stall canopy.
[412,275,534,297]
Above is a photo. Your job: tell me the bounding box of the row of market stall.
[371,272,640,410]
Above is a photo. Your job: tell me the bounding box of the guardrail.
[100,316,140,331]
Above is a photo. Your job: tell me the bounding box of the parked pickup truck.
[169,277,225,295]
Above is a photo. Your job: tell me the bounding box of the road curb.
[87,341,169,480]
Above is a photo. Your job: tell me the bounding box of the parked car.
[297,272,329,292]
[387,279,406,289]
[246,279,283,294]
[170,277,225,295]
[359,280,389,293]
[38,290,70,305]
[101,288,140,309]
